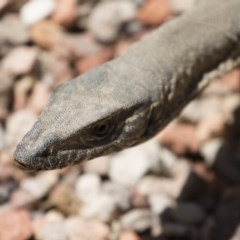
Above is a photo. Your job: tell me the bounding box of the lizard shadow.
[139,105,240,240]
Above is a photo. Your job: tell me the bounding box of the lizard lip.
[14,158,36,172]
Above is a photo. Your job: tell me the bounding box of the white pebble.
[20,0,56,26]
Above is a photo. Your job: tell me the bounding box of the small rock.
[137,0,171,26]
[27,81,51,115]
[5,110,37,149]
[102,181,131,210]
[30,20,64,50]
[220,69,240,92]
[61,33,102,58]
[46,182,80,215]
[231,225,240,240]
[109,139,163,186]
[120,209,153,231]
[0,69,13,119]
[21,171,58,199]
[149,193,175,215]
[0,14,29,44]
[0,0,9,12]
[88,0,136,42]
[75,173,101,202]
[0,210,33,240]
[169,0,198,13]
[10,189,37,208]
[65,217,110,240]
[0,179,17,204]
[137,160,190,198]
[84,156,110,176]
[119,230,140,240]
[158,123,200,155]
[170,202,206,224]
[52,0,77,26]
[14,76,34,111]
[2,47,38,75]
[80,193,116,222]
[200,138,223,167]
[20,0,56,26]
[0,124,5,150]
[33,211,67,240]
[76,47,114,73]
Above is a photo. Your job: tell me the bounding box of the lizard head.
[14,64,152,170]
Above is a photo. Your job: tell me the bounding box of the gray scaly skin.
[14,0,240,170]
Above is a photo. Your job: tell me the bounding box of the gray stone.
[88,0,136,42]
[171,203,206,224]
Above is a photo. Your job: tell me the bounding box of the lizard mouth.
[14,158,37,172]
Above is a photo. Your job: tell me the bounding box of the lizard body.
[15,0,240,170]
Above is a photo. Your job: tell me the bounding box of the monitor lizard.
[14,0,240,170]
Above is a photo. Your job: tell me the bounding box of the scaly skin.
[15,0,240,170]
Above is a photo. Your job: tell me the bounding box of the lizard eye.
[92,121,111,139]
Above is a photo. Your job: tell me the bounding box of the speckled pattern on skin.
[14,0,240,170]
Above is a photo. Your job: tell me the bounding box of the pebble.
[0,0,9,12]
[76,47,114,73]
[158,123,201,155]
[200,138,223,167]
[0,69,13,119]
[88,0,136,42]
[169,0,198,13]
[149,193,175,215]
[14,76,34,111]
[120,209,153,231]
[20,0,56,26]
[65,217,110,240]
[83,156,110,176]
[0,209,33,240]
[0,124,5,150]
[0,14,29,45]
[137,0,171,26]
[30,20,64,50]
[10,189,37,208]
[33,211,67,240]
[119,230,140,240]
[2,47,38,75]
[102,181,131,210]
[79,193,116,222]
[170,202,206,224]
[27,81,51,115]
[21,171,58,199]
[137,161,190,198]
[5,110,37,149]
[109,139,163,186]
[52,0,76,26]
[75,173,101,202]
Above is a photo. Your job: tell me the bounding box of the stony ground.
[0,0,240,240]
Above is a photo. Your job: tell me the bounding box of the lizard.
[14,0,240,170]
